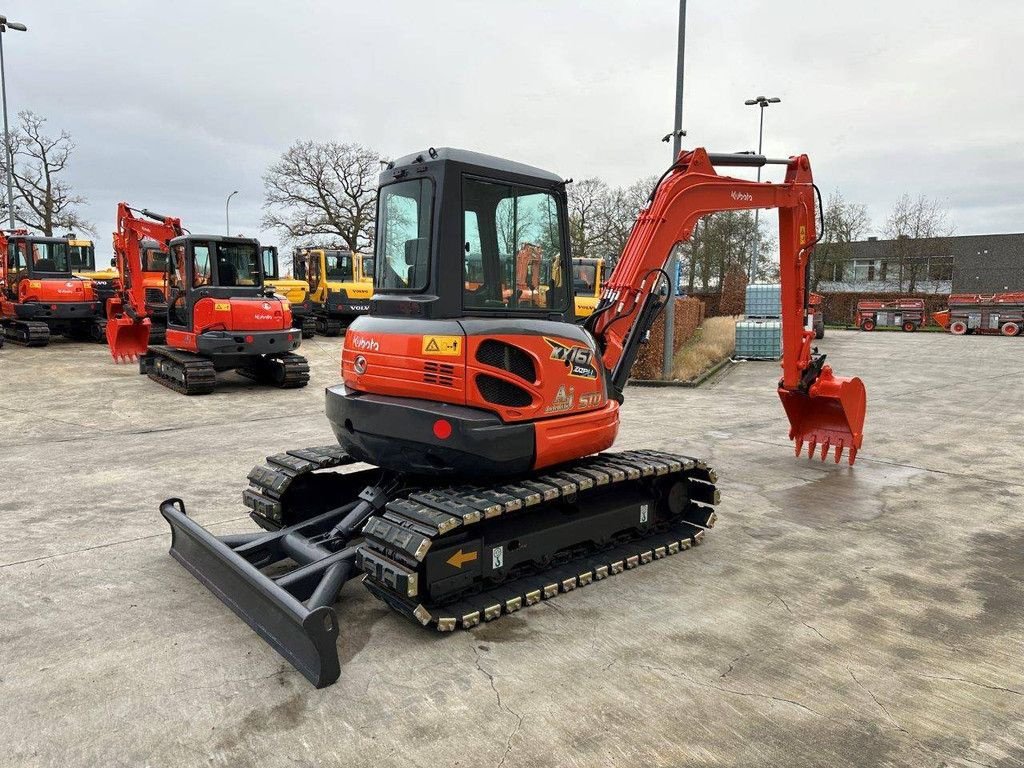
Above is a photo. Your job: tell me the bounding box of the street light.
[744,96,781,282]
[0,15,28,229]
[225,190,238,235]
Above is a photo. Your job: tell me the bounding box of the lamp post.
[0,15,28,229]
[743,95,781,282]
[662,0,687,380]
[225,190,238,235]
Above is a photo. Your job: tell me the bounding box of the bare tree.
[683,211,759,292]
[3,111,94,236]
[811,190,870,289]
[597,176,653,271]
[262,140,382,252]
[884,194,953,291]
[566,177,610,259]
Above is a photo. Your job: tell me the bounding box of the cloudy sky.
[8,0,1023,257]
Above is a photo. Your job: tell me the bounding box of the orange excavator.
[162,147,867,686]
[0,229,100,346]
[106,203,309,394]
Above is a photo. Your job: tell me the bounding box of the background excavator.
[260,245,316,338]
[572,256,605,318]
[106,204,310,394]
[162,146,868,687]
[68,235,119,341]
[293,246,373,335]
[1,229,99,346]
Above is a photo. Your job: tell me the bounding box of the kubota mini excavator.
[162,147,868,687]
[1,230,100,346]
[260,245,316,338]
[106,204,310,394]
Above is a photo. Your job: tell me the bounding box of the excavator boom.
[589,149,866,463]
[106,203,183,361]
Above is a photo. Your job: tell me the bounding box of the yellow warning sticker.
[214,302,231,311]
[799,225,807,245]
[29,280,41,289]
[422,335,461,356]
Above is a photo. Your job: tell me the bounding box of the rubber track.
[241,444,356,526]
[142,345,217,395]
[236,352,310,389]
[300,316,316,339]
[2,320,50,347]
[356,449,718,630]
[316,317,344,337]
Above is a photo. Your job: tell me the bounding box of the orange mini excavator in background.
[162,147,868,686]
[106,204,310,394]
[0,230,99,346]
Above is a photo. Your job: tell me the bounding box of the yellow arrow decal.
[446,549,478,569]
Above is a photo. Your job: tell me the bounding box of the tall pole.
[744,96,780,283]
[0,31,14,229]
[751,104,765,282]
[225,190,238,235]
[662,0,686,380]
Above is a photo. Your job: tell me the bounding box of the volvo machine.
[162,147,868,687]
[68,236,119,340]
[261,245,316,338]
[106,204,309,394]
[293,246,373,335]
[1,230,99,346]
[572,256,605,318]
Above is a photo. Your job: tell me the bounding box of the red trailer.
[932,293,1024,336]
[856,298,926,332]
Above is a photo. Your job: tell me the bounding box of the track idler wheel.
[779,365,866,465]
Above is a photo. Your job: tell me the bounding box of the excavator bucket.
[106,314,151,362]
[779,365,866,465]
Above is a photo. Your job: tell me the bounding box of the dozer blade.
[160,498,343,688]
[779,365,866,465]
[106,315,151,363]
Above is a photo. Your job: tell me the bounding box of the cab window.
[261,248,279,280]
[192,245,212,287]
[324,251,353,281]
[376,178,432,291]
[462,177,567,312]
[215,242,260,287]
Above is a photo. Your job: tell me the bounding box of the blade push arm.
[589,148,866,463]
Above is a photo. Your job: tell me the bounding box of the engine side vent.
[423,361,455,387]
[476,373,532,407]
[475,340,536,382]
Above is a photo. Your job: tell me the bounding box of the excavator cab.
[166,236,262,327]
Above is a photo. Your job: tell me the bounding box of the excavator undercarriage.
[162,446,717,687]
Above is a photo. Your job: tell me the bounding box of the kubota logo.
[731,191,753,202]
[351,335,379,352]
[262,302,272,311]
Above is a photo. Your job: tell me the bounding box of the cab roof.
[386,147,564,185]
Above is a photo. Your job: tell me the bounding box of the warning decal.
[422,335,461,356]
[214,302,231,311]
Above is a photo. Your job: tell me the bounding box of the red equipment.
[932,293,1024,336]
[856,298,926,332]
[162,147,868,686]
[106,204,182,359]
[0,230,99,346]
[105,204,310,394]
[808,292,824,339]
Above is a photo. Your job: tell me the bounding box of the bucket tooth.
[819,440,830,461]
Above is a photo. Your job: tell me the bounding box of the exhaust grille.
[476,373,532,407]
[475,340,536,382]
[424,361,455,387]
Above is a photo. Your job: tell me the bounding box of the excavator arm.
[589,148,866,464]
[106,202,183,361]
